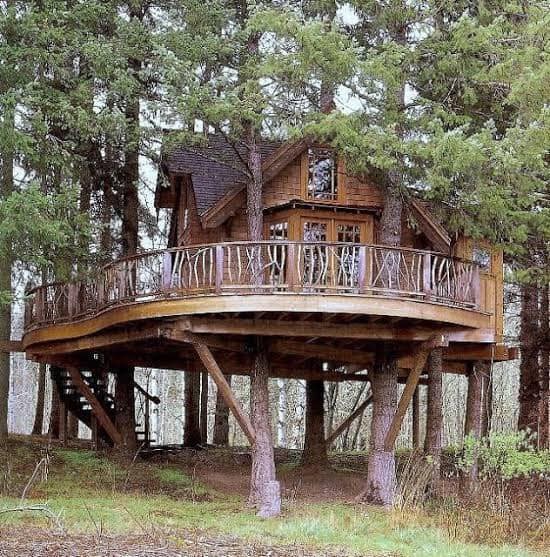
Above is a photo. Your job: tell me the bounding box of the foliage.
[460,432,550,480]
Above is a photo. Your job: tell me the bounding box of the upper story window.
[473,246,491,272]
[307,148,338,201]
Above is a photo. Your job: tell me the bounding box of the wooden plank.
[191,341,256,446]
[384,342,433,451]
[183,317,490,343]
[66,367,122,446]
[23,293,492,350]
[33,325,164,355]
[326,391,372,445]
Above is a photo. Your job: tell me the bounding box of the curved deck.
[22,241,489,351]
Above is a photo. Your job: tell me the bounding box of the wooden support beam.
[384,338,443,451]
[326,391,372,445]
[0,340,23,353]
[180,317,493,344]
[191,341,256,446]
[66,367,122,446]
[32,325,164,355]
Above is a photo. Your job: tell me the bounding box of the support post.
[384,343,433,451]
[200,370,209,443]
[192,342,256,445]
[59,399,67,446]
[424,347,443,495]
[461,361,483,494]
[412,387,420,450]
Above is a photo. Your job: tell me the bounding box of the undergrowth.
[0,437,546,557]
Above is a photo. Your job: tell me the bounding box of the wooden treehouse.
[20,135,516,452]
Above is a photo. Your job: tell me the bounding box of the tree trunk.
[249,341,280,517]
[213,374,231,446]
[301,379,328,467]
[114,367,137,452]
[363,348,398,506]
[48,376,60,439]
[539,284,549,449]
[480,362,493,439]
[412,387,420,450]
[200,371,209,444]
[0,98,14,444]
[67,412,79,439]
[518,283,540,439]
[424,348,443,495]
[461,362,483,494]
[32,363,47,435]
[184,369,201,447]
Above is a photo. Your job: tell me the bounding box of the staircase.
[51,366,156,447]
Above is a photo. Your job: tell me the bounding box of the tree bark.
[301,379,328,468]
[539,284,549,449]
[184,369,201,447]
[363,348,398,506]
[518,283,540,439]
[480,362,493,439]
[424,348,443,495]
[249,341,280,517]
[461,362,483,494]
[114,367,137,452]
[0,96,14,444]
[412,387,420,450]
[48,375,60,439]
[32,364,47,435]
[213,374,231,446]
[67,412,79,439]
[200,371,209,444]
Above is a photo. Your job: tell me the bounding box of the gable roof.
[160,134,283,216]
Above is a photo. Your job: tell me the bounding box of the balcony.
[23,242,488,344]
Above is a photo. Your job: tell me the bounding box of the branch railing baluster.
[23,241,481,330]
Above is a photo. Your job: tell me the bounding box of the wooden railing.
[24,241,481,331]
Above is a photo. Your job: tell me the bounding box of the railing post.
[423,252,432,299]
[472,264,481,308]
[286,243,297,292]
[68,283,76,317]
[358,246,367,294]
[162,251,172,292]
[215,245,224,294]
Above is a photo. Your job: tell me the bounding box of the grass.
[0,438,543,557]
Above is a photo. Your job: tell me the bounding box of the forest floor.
[0,436,546,557]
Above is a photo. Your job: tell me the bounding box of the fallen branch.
[0,504,65,533]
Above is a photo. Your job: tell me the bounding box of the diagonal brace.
[191,340,256,446]
[326,390,373,445]
[67,367,122,446]
[384,335,447,451]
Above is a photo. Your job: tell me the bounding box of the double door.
[300,217,371,289]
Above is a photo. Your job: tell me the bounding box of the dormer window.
[307,148,338,201]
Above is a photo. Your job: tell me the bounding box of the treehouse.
[20,134,516,453]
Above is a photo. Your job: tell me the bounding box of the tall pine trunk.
[363,180,403,505]
[114,367,137,452]
[539,284,549,448]
[32,364,47,435]
[249,343,280,517]
[213,374,231,445]
[245,122,280,516]
[301,379,328,467]
[424,348,443,495]
[461,362,483,494]
[184,369,202,447]
[518,283,540,439]
[0,99,14,444]
[364,349,398,505]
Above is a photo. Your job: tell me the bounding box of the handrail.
[23,241,481,331]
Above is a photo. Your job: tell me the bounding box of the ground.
[0,436,545,557]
